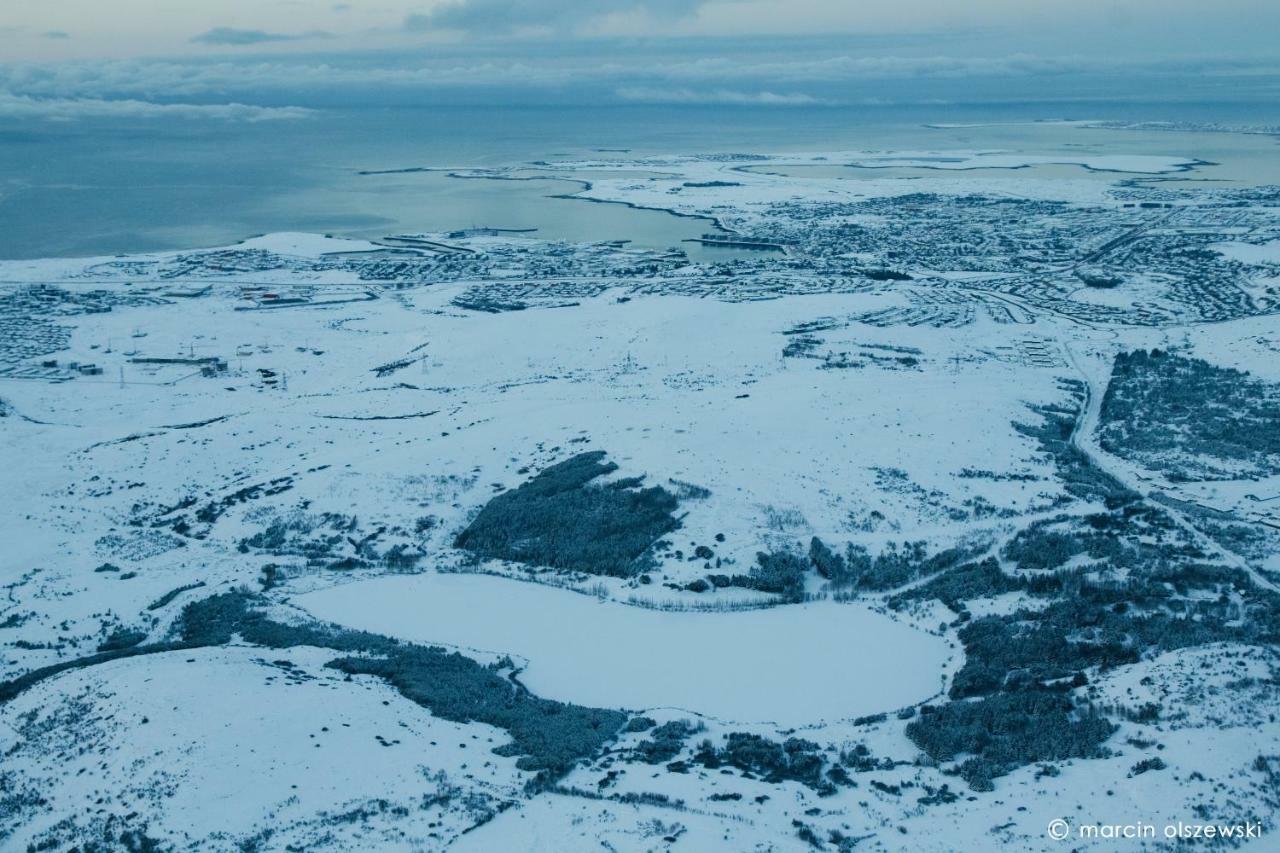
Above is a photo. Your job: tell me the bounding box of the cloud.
[190,27,329,46]
[42,31,71,40]
[617,86,820,104]
[402,14,433,32]
[1,44,1277,110]
[0,92,314,121]
[409,0,707,34]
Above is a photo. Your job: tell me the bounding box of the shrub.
[624,716,656,733]
[97,627,147,653]
[145,581,206,611]
[1130,757,1167,776]
[889,558,1024,611]
[693,733,840,795]
[633,720,698,764]
[812,537,983,591]
[740,550,808,600]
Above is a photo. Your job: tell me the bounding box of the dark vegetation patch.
[0,770,45,843]
[1099,349,1280,480]
[0,612,31,629]
[898,527,1278,789]
[623,716,656,733]
[810,537,983,591]
[1130,757,1167,776]
[946,567,1267,700]
[724,550,809,601]
[632,720,700,764]
[1015,379,1138,506]
[714,537,988,601]
[840,742,892,773]
[95,627,148,653]
[238,510,421,570]
[782,334,923,371]
[160,414,235,430]
[1188,507,1280,567]
[454,451,680,577]
[318,411,438,422]
[145,581,206,611]
[888,557,1027,612]
[0,642,192,704]
[782,335,822,358]
[666,478,711,500]
[451,294,529,313]
[2,591,626,783]
[958,468,1039,482]
[691,734,843,796]
[907,691,1115,791]
[180,592,627,779]
[1002,507,1203,573]
[880,388,1280,790]
[861,268,913,281]
[192,477,295,527]
[24,814,165,853]
[331,652,623,778]
[137,477,296,541]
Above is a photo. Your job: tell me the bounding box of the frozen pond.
[296,572,950,725]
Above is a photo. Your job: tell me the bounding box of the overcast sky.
[2,0,1276,60]
[1,1,1277,115]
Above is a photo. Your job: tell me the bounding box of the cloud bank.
[6,49,1275,100]
[191,28,329,47]
[1,35,1277,115]
[410,0,709,34]
[617,86,821,104]
[0,92,314,121]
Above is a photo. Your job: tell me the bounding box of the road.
[1062,340,1279,594]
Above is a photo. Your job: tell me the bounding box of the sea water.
[2,101,1276,260]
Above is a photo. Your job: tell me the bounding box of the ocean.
[2,101,1277,260]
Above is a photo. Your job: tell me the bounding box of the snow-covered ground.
[3,144,1279,851]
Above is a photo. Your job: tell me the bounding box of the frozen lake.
[296,572,950,725]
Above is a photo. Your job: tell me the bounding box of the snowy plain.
[2,139,1279,851]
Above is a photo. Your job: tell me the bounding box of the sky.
[0,1,1277,116]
